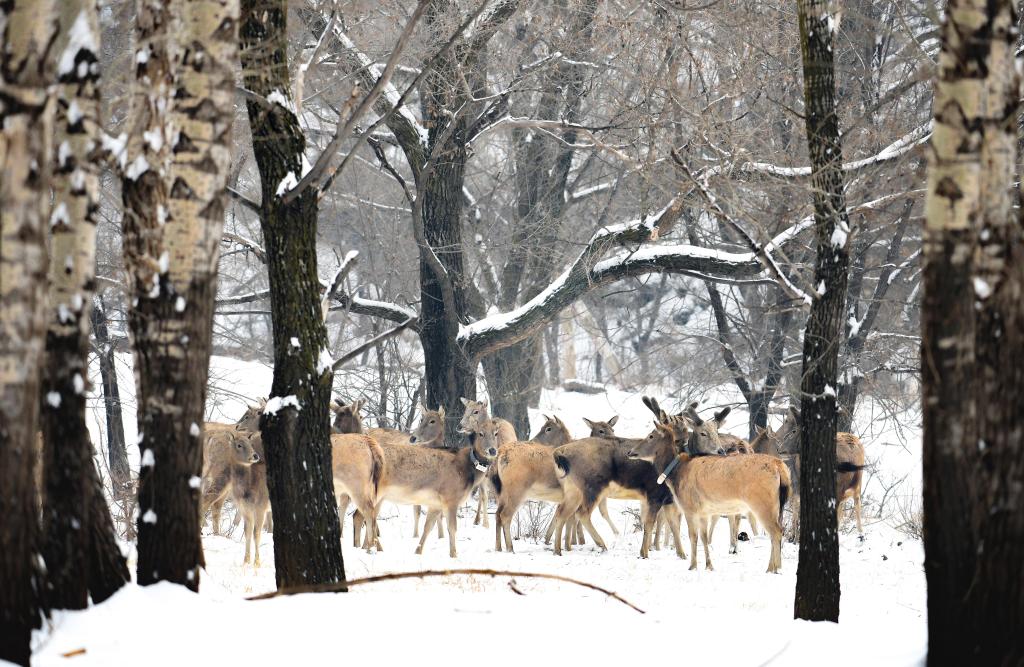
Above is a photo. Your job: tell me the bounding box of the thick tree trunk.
[793,0,850,623]
[924,0,1022,662]
[85,458,130,603]
[240,0,345,588]
[123,0,236,590]
[91,295,131,500]
[482,339,542,438]
[0,1,58,662]
[41,0,114,612]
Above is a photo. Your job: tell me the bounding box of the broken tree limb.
[246,567,645,614]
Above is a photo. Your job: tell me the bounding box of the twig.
[321,251,359,320]
[331,318,414,371]
[246,568,645,614]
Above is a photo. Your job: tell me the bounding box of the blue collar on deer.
[470,448,489,472]
[657,456,681,485]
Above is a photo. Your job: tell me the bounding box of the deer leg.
[552,498,578,556]
[437,511,445,539]
[708,513,718,542]
[652,511,663,551]
[579,511,607,552]
[574,518,586,545]
[598,498,618,536]
[242,513,254,565]
[639,503,655,559]
[446,506,459,558]
[855,486,864,537]
[728,514,740,554]
[412,505,421,537]
[543,515,556,545]
[210,498,224,535]
[700,517,714,571]
[264,510,273,533]
[252,508,266,568]
[352,510,365,548]
[686,515,699,570]
[337,494,350,539]
[747,512,759,536]
[664,506,687,559]
[416,509,441,555]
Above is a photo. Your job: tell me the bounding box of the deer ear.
[460,397,470,407]
[258,397,267,408]
[354,399,364,412]
[608,415,619,427]
[329,401,341,413]
[714,407,731,424]
[582,417,596,429]
[438,405,446,420]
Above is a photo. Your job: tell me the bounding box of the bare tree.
[792,0,851,622]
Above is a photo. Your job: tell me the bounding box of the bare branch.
[331,318,413,371]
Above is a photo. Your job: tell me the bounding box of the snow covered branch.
[706,123,931,181]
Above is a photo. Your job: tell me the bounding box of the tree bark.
[924,0,1022,662]
[41,0,121,612]
[240,0,345,588]
[122,0,237,590]
[793,0,850,623]
[0,1,58,662]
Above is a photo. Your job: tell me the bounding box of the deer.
[458,398,519,529]
[627,422,792,573]
[201,400,265,534]
[198,428,269,566]
[329,399,447,543]
[760,406,867,538]
[548,413,713,559]
[330,431,386,553]
[374,418,501,557]
[489,414,581,553]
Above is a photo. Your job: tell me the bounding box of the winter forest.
[1,0,1022,664]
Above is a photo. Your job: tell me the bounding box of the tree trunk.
[122,0,237,590]
[924,0,1022,662]
[793,0,850,623]
[0,1,58,662]
[41,0,110,612]
[91,295,131,501]
[240,0,345,588]
[85,458,130,603]
[482,338,541,439]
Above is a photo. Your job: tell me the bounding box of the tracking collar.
[657,456,681,485]
[470,448,489,472]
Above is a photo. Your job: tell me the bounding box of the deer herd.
[200,395,867,574]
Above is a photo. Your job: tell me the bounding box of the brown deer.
[199,428,269,566]
[627,423,792,573]
[330,399,448,543]
[201,400,265,533]
[330,432,386,553]
[459,398,518,528]
[374,418,501,557]
[763,406,867,537]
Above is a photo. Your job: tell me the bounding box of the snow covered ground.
[37,354,926,666]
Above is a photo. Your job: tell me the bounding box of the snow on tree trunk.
[793,0,850,623]
[41,0,128,612]
[0,1,58,661]
[923,0,1023,662]
[240,0,345,589]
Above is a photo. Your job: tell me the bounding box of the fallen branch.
[331,317,414,371]
[246,568,645,614]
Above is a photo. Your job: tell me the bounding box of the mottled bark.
[924,0,1022,662]
[41,0,121,612]
[240,0,345,588]
[793,0,850,623]
[123,0,236,590]
[0,1,58,662]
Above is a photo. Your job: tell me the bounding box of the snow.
[143,128,163,152]
[67,101,84,126]
[275,171,297,197]
[46,392,62,408]
[317,347,334,374]
[266,89,289,107]
[57,10,98,77]
[830,223,848,249]
[189,476,202,489]
[125,155,150,181]
[289,336,300,349]
[174,296,186,312]
[158,251,169,274]
[140,449,155,468]
[263,395,300,416]
[848,315,864,338]
[972,276,992,299]
[50,202,70,228]
[73,373,84,395]
[141,509,157,524]
[189,422,200,437]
